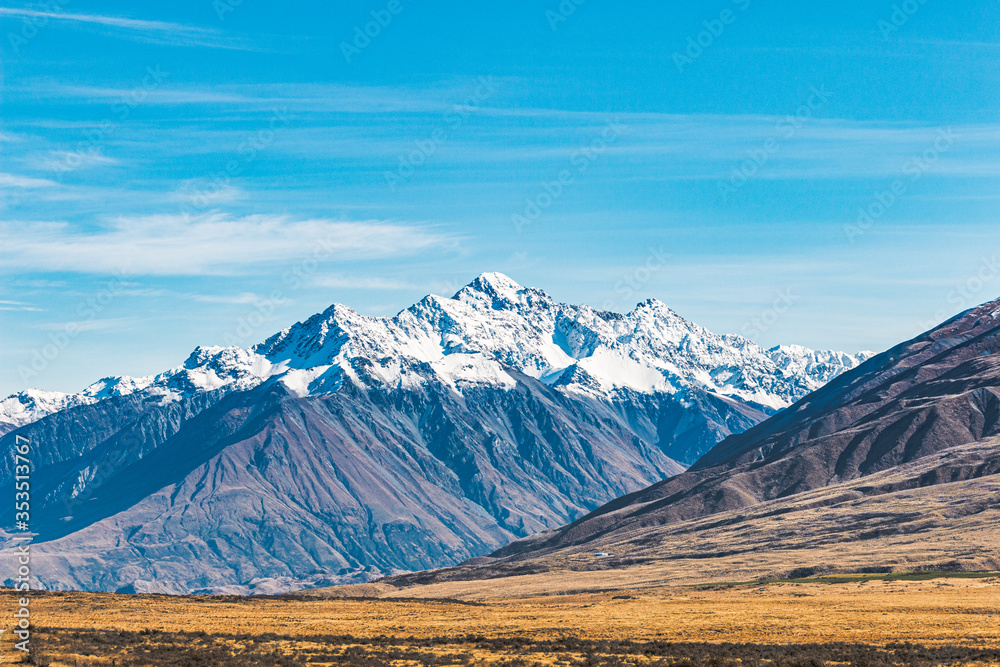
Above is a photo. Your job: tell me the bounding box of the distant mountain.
[0,390,98,436]
[0,273,870,594]
[455,298,1000,571]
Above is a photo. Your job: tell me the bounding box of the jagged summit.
[452,272,551,313]
[635,297,674,311]
[2,274,873,432]
[457,271,526,297]
[0,389,96,435]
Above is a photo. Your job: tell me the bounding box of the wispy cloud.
[24,85,255,105]
[28,150,120,172]
[7,279,67,289]
[7,80,489,114]
[0,7,197,31]
[39,317,136,332]
[171,182,242,206]
[0,173,59,188]
[0,299,42,312]
[0,214,458,275]
[186,292,282,305]
[310,276,419,291]
[0,7,248,49]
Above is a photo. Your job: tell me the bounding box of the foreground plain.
[2,574,999,665]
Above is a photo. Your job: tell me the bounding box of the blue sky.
[1,0,999,396]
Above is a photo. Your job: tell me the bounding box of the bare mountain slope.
[378,437,1000,594]
[4,374,691,594]
[450,299,1000,564]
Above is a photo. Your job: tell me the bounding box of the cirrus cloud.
[0,173,59,188]
[0,213,458,276]
[0,7,251,50]
[30,150,121,172]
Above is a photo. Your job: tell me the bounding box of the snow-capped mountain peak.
[457,271,525,297]
[1,273,874,431]
[453,272,551,313]
[768,344,876,387]
[0,389,98,435]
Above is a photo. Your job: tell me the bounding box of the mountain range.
[0,273,871,594]
[388,297,1000,590]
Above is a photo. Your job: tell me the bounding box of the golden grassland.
[1,574,998,666]
[404,475,1000,597]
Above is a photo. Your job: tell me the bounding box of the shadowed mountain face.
[1,374,694,594]
[487,299,1000,560]
[0,275,868,594]
[381,437,1000,590]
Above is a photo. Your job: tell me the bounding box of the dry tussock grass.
[1,575,997,666]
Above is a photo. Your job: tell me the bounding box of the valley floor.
[2,574,998,666]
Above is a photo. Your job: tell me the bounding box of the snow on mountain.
[0,273,872,432]
[249,272,871,409]
[0,346,278,433]
[0,390,98,436]
[767,344,876,391]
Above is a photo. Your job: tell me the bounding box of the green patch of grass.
[783,571,1000,584]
